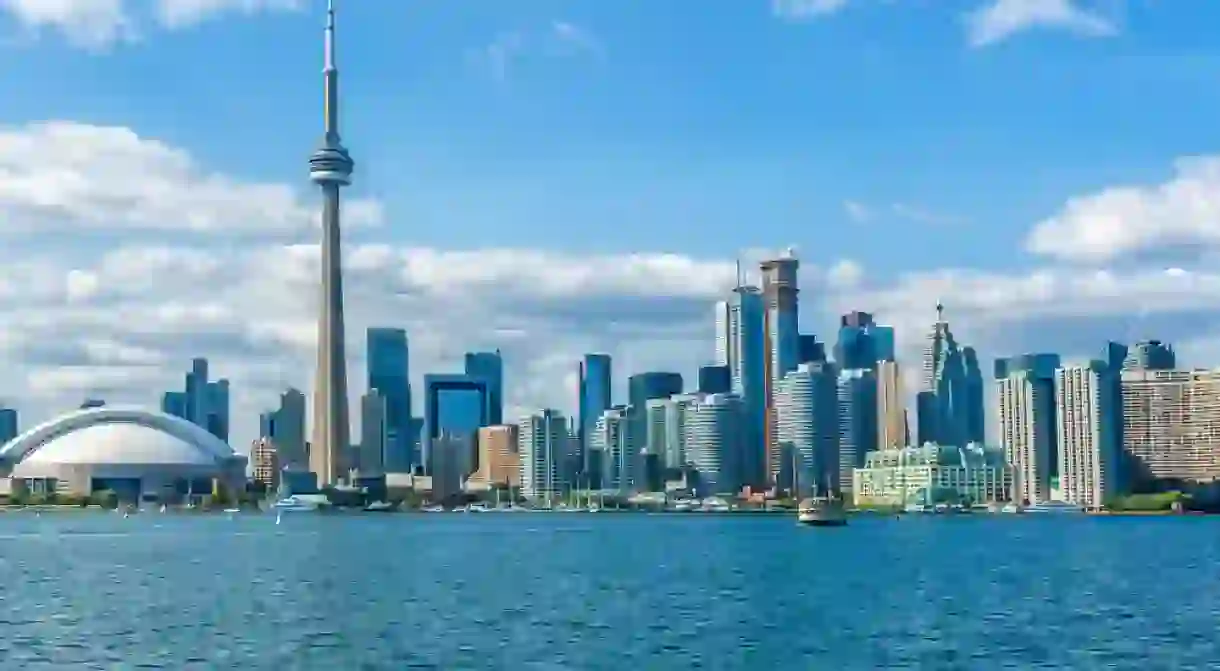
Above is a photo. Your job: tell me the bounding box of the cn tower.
[308,0,354,486]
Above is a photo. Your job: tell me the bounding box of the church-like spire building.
[916,303,984,447]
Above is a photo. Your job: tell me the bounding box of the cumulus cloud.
[964,0,1118,47]
[0,0,298,48]
[0,121,382,237]
[1026,156,1220,264]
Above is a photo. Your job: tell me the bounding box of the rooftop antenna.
[935,301,945,323]
[735,258,742,288]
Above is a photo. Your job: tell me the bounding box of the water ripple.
[0,513,1217,668]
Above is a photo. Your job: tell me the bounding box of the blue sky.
[2,0,1220,445]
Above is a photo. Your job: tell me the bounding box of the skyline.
[1,0,1220,450]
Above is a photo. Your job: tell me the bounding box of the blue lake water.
[0,512,1217,669]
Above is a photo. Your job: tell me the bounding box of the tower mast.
[308,0,356,486]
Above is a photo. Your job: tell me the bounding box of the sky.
[2,0,1220,450]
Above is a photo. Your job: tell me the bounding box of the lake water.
[0,512,1217,669]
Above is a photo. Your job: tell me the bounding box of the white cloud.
[772,0,850,20]
[0,121,382,236]
[154,0,301,29]
[1026,156,1220,264]
[0,0,133,48]
[964,0,1118,47]
[0,0,299,48]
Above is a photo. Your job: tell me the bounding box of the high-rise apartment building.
[592,406,632,492]
[684,393,744,496]
[995,353,1061,505]
[474,425,520,488]
[761,251,801,487]
[366,327,412,471]
[518,409,569,500]
[1121,368,1220,485]
[775,361,839,496]
[1055,361,1121,508]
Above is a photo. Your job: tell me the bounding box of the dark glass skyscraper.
[0,407,17,445]
[797,334,826,364]
[367,328,412,470]
[579,354,612,486]
[697,364,731,394]
[464,350,504,426]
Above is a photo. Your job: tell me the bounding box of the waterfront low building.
[852,443,1014,507]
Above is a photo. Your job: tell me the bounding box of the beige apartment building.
[1121,369,1220,484]
[472,425,520,488]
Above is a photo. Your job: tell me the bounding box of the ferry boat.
[793,451,848,527]
[363,501,396,512]
[797,495,848,526]
[1024,500,1085,514]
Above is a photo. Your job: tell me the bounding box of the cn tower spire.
[324,0,339,141]
[308,0,355,486]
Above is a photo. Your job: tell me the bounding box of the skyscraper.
[1056,360,1122,509]
[714,275,765,489]
[876,360,906,450]
[761,251,800,487]
[309,0,356,486]
[918,304,984,447]
[684,393,744,496]
[464,351,504,426]
[518,409,569,499]
[263,388,308,471]
[359,389,387,474]
[578,353,612,486]
[775,361,838,496]
[0,407,17,445]
[837,368,878,493]
[995,353,1060,504]
[367,328,412,470]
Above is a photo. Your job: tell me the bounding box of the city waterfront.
[2,514,1218,669]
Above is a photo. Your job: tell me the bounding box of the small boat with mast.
[794,451,848,527]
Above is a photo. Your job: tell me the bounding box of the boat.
[272,496,319,512]
[794,454,847,527]
[1000,502,1022,514]
[468,502,491,513]
[223,507,241,514]
[421,505,445,513]
[1025,500,1084,514]
[797,495,848,526]
[363,501,396,512]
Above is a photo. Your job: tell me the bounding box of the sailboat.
[795,453,847,527]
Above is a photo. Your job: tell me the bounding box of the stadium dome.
[0,406,247,501]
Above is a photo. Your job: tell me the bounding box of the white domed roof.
[0,406,237,467]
